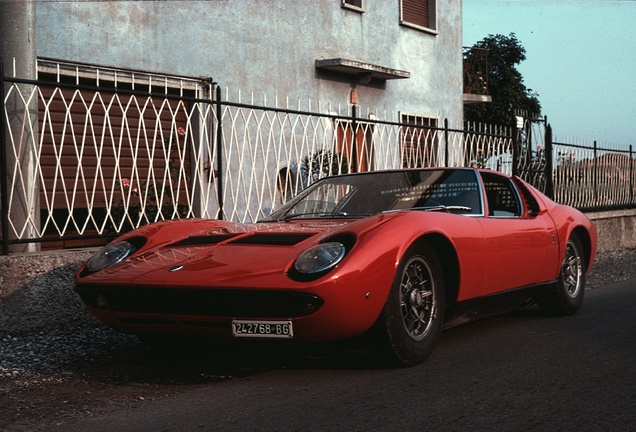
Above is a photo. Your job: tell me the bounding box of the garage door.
[37,70,197,248]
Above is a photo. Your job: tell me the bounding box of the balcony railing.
[463,47,491,104]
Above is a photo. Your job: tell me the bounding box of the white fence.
[7,59,634,251]
[1,61,516,249]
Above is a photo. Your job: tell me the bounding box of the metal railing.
[463,47,489,96]
[552,139,634,211]
[2,58,635,253]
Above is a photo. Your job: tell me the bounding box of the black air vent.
[171,234,239,247]
[513,179,541,216]
[229,233,314,246]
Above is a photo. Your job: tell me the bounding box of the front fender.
[295,212,486,340]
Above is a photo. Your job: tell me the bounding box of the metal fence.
[1,58,634,254]
[551,138,634,211]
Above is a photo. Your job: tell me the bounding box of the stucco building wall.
[36,1,463,123]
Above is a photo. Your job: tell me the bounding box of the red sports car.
[75,168,597,366]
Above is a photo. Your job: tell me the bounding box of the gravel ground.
[1,248,635,431]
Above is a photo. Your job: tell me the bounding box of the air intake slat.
[229,234,314,246]
[171,234,238,246]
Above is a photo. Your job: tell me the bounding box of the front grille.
[76,286,323,318]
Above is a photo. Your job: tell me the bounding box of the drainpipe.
[0,0,39,253]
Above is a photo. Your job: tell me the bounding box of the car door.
[477,171,559,296]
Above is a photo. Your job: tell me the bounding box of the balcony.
[463,47,492,104]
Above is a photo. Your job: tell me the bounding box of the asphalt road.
[44,280,636,432]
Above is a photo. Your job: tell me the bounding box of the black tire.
[379,242,445,366]
[540,233,586,315]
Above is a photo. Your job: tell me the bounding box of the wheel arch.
[570,225,594,273]
[409,233,461,321]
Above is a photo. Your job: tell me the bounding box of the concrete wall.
[1,210,634,337]
[587,209,636,253]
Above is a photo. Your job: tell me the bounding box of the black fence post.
[544,123,554,199]
[630,144,634,204]
[351,104,358,173]
[444,118,449,167]
[593,141,598,207]
[215,85,224,220]
[512,126,520,177]
[0,58,9,255]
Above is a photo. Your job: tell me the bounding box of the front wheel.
[540,234,586,315]
[379,242,445,366]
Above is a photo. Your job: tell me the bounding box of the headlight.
[85,241,137,273]
[294,242,346,274]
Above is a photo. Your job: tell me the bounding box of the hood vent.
[229,233,314,246]
[170,233,314,247]
[170,234,239,247]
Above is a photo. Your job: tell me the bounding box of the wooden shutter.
[401,115,438,168]
[336,121,374,173]
[402,0,429,28]
[38,76,192,246]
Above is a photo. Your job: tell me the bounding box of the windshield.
[263,169,483,221]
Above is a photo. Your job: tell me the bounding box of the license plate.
[232,320,293,338]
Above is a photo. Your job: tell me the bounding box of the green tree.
[464,33,541,128]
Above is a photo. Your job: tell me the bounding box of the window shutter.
[402,0,429,28]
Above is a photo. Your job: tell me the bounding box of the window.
[400,0,437,32]
[481,172,522,217]
[401,114,439,168]
[342,0,364,12]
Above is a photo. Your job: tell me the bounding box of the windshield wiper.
[425,205,472,213]
[330,212,370,218]
[281,211,369,222]
[383,205,472,214]
[282,212,330,222]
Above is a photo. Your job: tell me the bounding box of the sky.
[463,0,636,146]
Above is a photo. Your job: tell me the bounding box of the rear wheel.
[379,242,445,366]
[540,234,586,315]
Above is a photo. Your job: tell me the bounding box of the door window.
[481,172,522,217]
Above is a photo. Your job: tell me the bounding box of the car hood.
[78,218,356,288]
